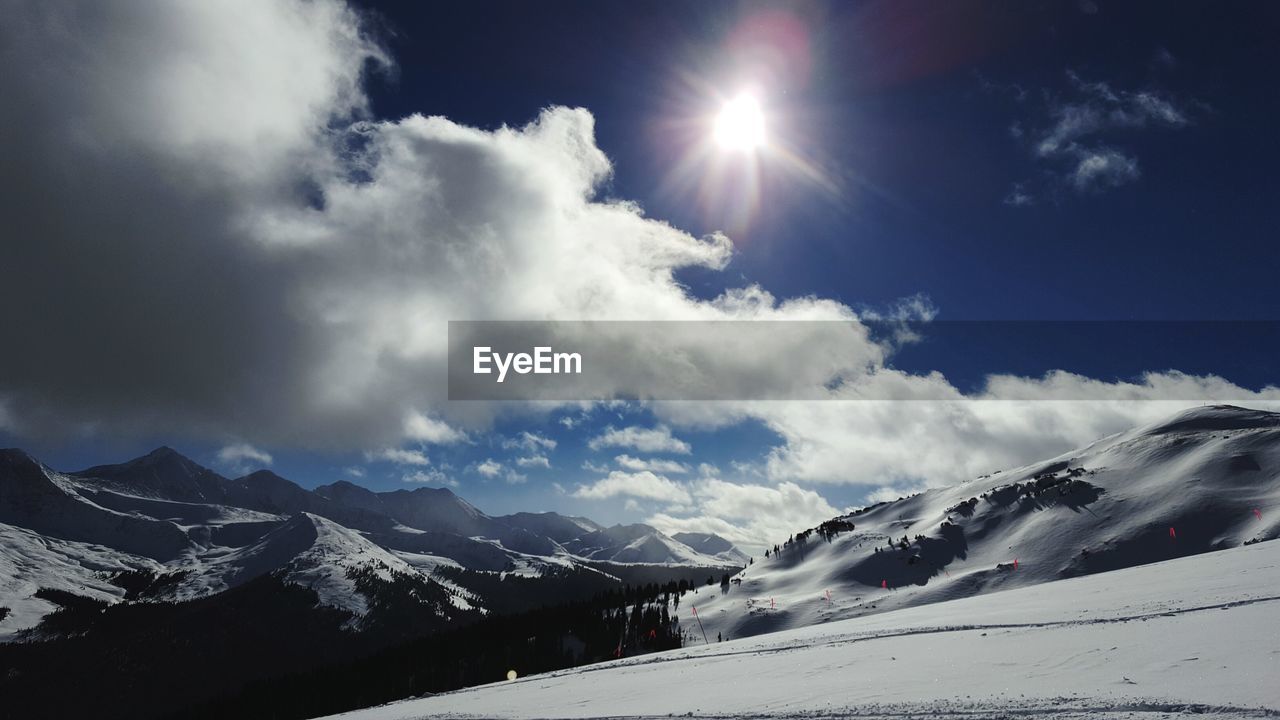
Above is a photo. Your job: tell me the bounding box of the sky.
[2,0,1279,551]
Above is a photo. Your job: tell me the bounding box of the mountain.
[672,532,750,564]
[564,523,734,565]
[0,447,744,640]
[227,471,395,533]
[183,512,475,623]
[687,404,1280,643]
[0,449,191,562]
[497,511,605,544]
[71,446,230,504]
[316,482,562,556]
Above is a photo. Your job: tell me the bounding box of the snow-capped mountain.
[689,404,1280,644]
[563,523,736,565]
[672,531,750,565]
[0,447,744,639]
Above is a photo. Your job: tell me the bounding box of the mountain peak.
[1144,404,1280,436]
[237,469,290,484]
[71,446,227,503]
[0,447,39,466]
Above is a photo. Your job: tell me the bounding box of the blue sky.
[2,0,1279,548]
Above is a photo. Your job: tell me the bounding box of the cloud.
[364,447,431,466]
[588,425,691,454]
[0,0,743,448]
[615,455,690,474]
[2,0,1271,536]
[216,443,274,473]
[647,479,842,552]
[1070,148,1140,191]
[403,468,458,487]
[404,413,467,444]
[865,483,928,504]
[1003,184,1034,207]
[343,466,366,478]
[503,432,557,452]
[1003,70,1194,198]
[474,459,503,478]
[515,454,551,469]
[573,470,692,504]
[663,371,1280,490]
[504,470,528,485]
[581,459,611,473]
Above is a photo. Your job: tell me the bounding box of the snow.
[686,404,1280,642]
[565,524,739,566]
[1,445,749,635]
[320,539,1280,720]
[0,521,160,639]
[175,513,420,617]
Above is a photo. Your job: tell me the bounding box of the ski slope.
[323,539,1280,719]
[691,405,1280,643]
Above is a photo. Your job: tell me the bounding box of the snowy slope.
[173,513,416,614]
[0,449,193,561]
[0,521,161,640]
[321,539,1280,720]
[564,524,738,566]
[687,404,1280,642]
[673,531,751,565]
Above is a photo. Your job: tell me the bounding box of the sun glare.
[713,93,765,151]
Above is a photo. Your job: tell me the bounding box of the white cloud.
[666,372,1280,490]
[474,459,503,478]
[503,432,557,452]
[1003,185,1033,207]
[0,3,746,447]
[1004,70,1194,198]
[505,470,528,485]
[588,425,691,454]
[216,443,273,472]
[573,470,692,504]
[404,413,466,444]
[647,479,842,554]
[343,466,366,478]
[865,483,928,504]
[364,447,431,466]
[1071,148,1140,191]
[515,454,551,469]
[403,468,457,487]
[581,459,610,473]
[615,454,690,474]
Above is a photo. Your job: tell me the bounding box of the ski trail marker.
[691,606,709,645]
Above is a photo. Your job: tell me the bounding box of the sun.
[713,93,766,151]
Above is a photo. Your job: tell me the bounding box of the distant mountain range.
[0,447,745,640]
